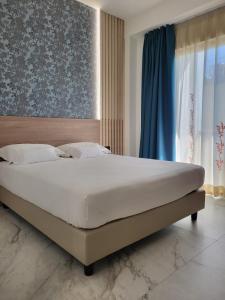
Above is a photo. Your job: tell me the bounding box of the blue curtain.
[139,25,175,161]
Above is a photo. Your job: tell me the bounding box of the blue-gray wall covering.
[0,0,97,118]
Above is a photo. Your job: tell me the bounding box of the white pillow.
[0,144,62,164]
[58,142,111,159]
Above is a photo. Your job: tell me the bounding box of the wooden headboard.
[0,116,100,147]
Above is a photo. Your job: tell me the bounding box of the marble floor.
[0,196,225,300]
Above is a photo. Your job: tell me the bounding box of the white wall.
[124,34,143,156]
[124,0,225,156]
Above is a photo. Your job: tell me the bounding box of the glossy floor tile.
[176,196,225,239]
[149,260,225,300]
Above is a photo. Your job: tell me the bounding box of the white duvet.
[0,155,204,229]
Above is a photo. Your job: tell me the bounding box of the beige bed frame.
[0,116,205,276]
[0,187,205,275]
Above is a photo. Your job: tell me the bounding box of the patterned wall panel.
[0,0,97,118]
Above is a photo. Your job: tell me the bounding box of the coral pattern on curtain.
[175,7,225,197]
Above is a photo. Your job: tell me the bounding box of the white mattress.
[0,155,204,229]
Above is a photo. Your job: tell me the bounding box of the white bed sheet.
[0,155,204,229]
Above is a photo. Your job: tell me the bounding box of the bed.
[0,116,205,276]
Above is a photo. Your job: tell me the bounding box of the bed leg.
[2,203,9,209]
[84,264,94,276]
[191,212,198,222]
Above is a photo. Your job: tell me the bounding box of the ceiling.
[97,0,165,19]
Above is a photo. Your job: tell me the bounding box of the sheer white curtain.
[175,7,225,197]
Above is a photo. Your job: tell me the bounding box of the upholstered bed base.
[0,186,205,276]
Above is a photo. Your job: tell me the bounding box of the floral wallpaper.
[0,0,97,118]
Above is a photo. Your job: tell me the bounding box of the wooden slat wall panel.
[100,12,124,155]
